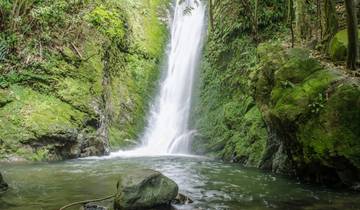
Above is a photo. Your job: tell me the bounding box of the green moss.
[86,6,126,43]
[299,83,360,167]
[0,0,170,160]
[192,8,270,163]
[254,42,360,183]
[222,105,267,166]
[105,0,169,148]
[57,78,93,110]
[3,85,84,139]
[328,29,360,61]
[277,48,322,84]
[124,0,168,58]
[271,69,338,121]
[0,85,85,159]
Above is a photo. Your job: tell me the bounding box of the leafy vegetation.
[0,0,359,190]
[0,0,169,160]
[194,0,360,188]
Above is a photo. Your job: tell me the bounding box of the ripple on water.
[1,156,360,210]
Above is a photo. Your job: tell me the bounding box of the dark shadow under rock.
[0,172,8,192]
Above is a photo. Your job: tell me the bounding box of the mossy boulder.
[254,42,360,187]
[328,29,360,61]
[0,172,8,192]
[0,84,107,160]
[114,169,178,210]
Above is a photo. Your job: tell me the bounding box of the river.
[1,156,360,210]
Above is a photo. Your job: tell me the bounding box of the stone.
[114,169,178,210]
[0,172,8,192]
[254,43,360,187]
[328,29,360,61]
[172,193,193,205]
[80,203,108,210]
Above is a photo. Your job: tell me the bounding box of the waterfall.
[109,0,206,157]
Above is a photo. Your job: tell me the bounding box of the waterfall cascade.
[109,0,206,157]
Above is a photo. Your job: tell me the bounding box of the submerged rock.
[114,169,178,210]
[80,203,108,210]
[172,193,193,205]
[0,172,8,192]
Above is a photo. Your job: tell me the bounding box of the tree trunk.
[288,0,295,47]
[344,0,358,70]
[322,0,338,45]
[254,0,259,43]
[294,0,307,40]
[209,0,214,31]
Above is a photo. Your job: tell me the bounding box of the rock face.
[0,172,8,192]
[253,43,360,187]
[0,0,169,161]
[114,169,178,210]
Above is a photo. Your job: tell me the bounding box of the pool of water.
[1,156,360,210]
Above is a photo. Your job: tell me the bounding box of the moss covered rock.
[254,43,360,187]
[328,29,360,61]
[114,169,178,210]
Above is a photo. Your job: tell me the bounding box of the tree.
[288,0,295,47]
[322,0,338,45]
[208,0,214,31]
[344,0,358,70]
[294,0,307,40]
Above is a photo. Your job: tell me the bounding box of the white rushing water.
[109,0,206,157]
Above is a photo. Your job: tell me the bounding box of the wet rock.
[172,193,193,205]
[80,203,108,210]
[0,172,8,192]
[114,169,178,210]
[0,155,28,163]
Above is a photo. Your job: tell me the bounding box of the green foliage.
[31,1,68,28]
[254,42,360,177]
[193,0,287,165]
[0,0,170,160]
[328,29,360,61]
[308,93,325,114]
[299,83,360,168]
[86,6,126,43]
[30,148,50,161]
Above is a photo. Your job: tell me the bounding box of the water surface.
[1,156,360,210]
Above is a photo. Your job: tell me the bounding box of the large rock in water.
[0,172,8,192]
[114,169,178,210]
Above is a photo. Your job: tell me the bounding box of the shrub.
[85,6,126,43]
